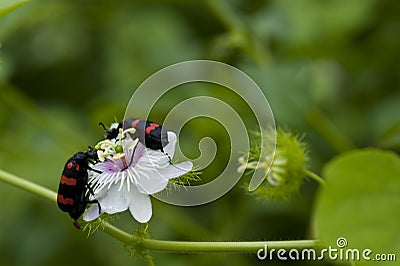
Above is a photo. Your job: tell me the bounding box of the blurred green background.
[0,0,399,265]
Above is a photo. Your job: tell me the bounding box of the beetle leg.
[87,165,102,174]
[87,199,102,214]
[121,144,138,171]
[86,183,96,196]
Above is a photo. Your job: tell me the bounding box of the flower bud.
[239,129,308,199]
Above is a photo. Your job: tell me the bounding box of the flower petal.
[133,165,169,194]
[157,161,193,179]
[132,161,192,194]
[164,131,177,158]
[126,187,152,223]
[131,131,177,170]
[139,145,170,168]
[83,204,101,221]
[98,185,129,214]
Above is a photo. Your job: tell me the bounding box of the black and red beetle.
[57,148,101,229]
[100,118,169,152]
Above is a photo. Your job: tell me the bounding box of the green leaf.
[313,149,400,265]
[0,0,29,18]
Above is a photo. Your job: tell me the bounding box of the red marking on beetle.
[61,175,77,186]
[145,123,159,134]
[75,164,80,171]
[67,162,73,169]
[57,194,74,205]
[131,119,140,128]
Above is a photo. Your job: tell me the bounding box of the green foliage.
[313,149,400,265]
[130,224,154,266]
[0,0,399,265]
[169,169,202,187]
[82,214,116,237]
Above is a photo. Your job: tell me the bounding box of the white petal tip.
[83,204,101,221]
[128,192,152,223]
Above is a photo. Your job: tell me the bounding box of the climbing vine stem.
[0,168,317,253]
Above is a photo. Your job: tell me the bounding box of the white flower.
[83,131,192,223]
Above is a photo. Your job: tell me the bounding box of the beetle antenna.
[98,122,107,131]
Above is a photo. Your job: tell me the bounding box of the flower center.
[112,153,130,170]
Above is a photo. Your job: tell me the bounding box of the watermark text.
[257,237,396,262]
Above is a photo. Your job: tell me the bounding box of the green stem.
[204,0,242,33]
[0,0,29,17]
[304,169,326,185]
[306,108,355,153]
[204,0,272,66]
[0,169,57,203]
[102,222,133,243]
[142,239,316,253]
[99,220,317,252]
[0,168,317,253]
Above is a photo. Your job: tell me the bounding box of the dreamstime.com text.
[257,237,396,262]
